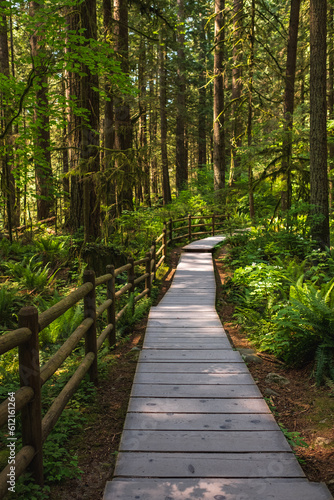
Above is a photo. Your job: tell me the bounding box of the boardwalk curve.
[104,236,333,500]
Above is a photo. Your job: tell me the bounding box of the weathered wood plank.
[130,383,262,399]
[139,350,242,362]
[119,430,291,452]
[148,319,223,328]
[144,327,225,337]
[127,397,270,413]
[133,372,255,385]
[143,342,232,349]
[114,452,303,478]
[104,478,333,500]
[136,362,249,373]
[123,411,280,431]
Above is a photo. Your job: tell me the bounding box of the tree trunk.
[66,7,83,232]
[149,69,158,201]
[29,1,54,221]
[159,32,171,205]
[229,0,243,186]
[103,0,116,217]
[139,38,150,206]
[310,0,329,249]
[80,0,100,242]
[0,3,15,240]
[175,0,188,192]
[113,0,133,212]
[281,0,301,212]
[213,0,225,194]
[329,6,334,209]
[247,0,255,220]
[198,16,207,169]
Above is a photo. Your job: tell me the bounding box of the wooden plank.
[119,430,291,452]
[124,411,280,431]
[127,397,270,413]
[104,478,333,500]
[144,328,227,337]
[114,452,303,478]
[133,372,256,385]
[130,383,262,399]
[143,342,232,349]
[148,319,223,328]
[136,362,249,373]
[152,305,217,312]
[138,350,242,362]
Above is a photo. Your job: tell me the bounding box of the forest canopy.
[0,0,332,247]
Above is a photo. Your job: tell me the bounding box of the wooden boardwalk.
[104,237,333,500]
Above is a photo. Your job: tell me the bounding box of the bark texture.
[310,0,329,248]
[213,0,225,193]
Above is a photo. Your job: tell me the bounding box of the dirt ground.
[49,246,334,499]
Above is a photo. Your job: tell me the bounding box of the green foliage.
[116,293,152,338]
[278,424,309,449]
[34,236,68,266]
[269,277,334,380]
[0,285,24,329]
[4,255,57,292]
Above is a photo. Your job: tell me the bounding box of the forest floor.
[49,246,334,500]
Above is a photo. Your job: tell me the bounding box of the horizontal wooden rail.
[155,232,164,243]
[115,282,132,298]
[95,273,112,287]
[173,224,188,232]
[39,282,93,331]
[0,386,34,428]
[134,256,149,266]
[0,445,35,499]
[173,233,188,241]
[173,217,188,223]
[96,298,113,319]
[114,263,132,276]
[0,327,32,355]
[39,318,93,386]
[42,352,95,443]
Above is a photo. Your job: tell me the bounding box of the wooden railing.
[0,212,226,496]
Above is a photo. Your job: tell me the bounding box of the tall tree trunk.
[139,38,150,206]
[113,0,133,211]
[198,16,207,169]
[247,0,255,220]
[281,0,301,212]
[310,0,330,248]
[103,0,116,218]
[175,0,187,192]
[213,0,225,194]
[30,1,53,221]
[329,6,334,209]
[149,69,158,201]
[67,7,83,231]
[229,0,243,186]
[159,32,171,205]
[0,2,15,240]
[80,0,100,242]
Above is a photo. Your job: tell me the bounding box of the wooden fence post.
[127,257,135,314]
[106,265,116,348]
[151,240,156,281]
[212,213,215,236]
[188,213,192,242]
[163,222,168,260]
[145,251,152,298]
[18,306,44,485]
[83,270,98,386]
[169,218,173,246]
